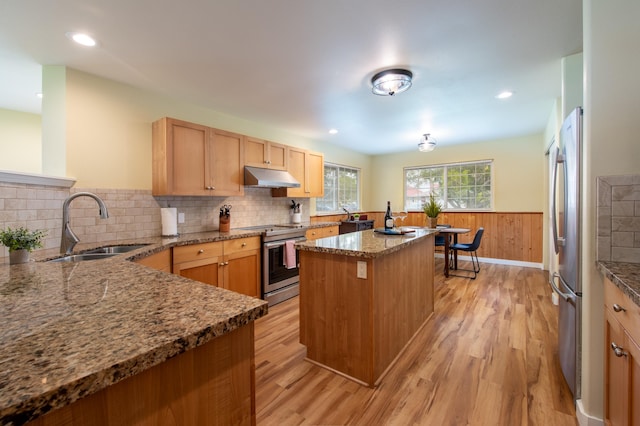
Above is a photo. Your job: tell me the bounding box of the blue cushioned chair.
[434,224,451,249]
[449,227,484,279]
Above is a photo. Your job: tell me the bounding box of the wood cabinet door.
[605,308,630,426]
[244,137,267,168]
[628,332,640,426]
[224,249,260,297]
[244,137,287,170]
[153,118,210,196]
[284,146,306,197]
[267,141,287,170]
[209,129,244,196]
[222,237,261,297]
[174,256,223,287]
[306,151,324,197]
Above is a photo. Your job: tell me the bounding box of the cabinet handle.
[611,342,628,357]
[198,249,204,254]
[613,303,626,313]
[241,243,247,247]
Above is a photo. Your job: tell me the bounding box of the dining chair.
[448,227,484,279]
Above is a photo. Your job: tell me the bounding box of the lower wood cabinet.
[173,237,261,297]
[305,225,339,241]
[134,249,172,272]
[604,277,640,426]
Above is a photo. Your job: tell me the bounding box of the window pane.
[404,160,492,211]
[404,167,444,210]
[317,163,360,213]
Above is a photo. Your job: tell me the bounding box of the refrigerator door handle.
[551,147,564,254]
[550,272,581,303]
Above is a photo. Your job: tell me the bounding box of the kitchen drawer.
[223,237,261,253]
[604,277,640,344]
[173,242,223,264]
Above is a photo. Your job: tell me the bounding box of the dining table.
[434,226,471,277]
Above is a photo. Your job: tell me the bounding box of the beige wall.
[369,133,545,213]
[0,108,41,173]
[61,68,372,214]
[581,0,640,421]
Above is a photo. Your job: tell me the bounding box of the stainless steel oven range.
[238,225,307,306]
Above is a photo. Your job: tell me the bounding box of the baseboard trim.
[576,399,604,426]
[434,252,543,269]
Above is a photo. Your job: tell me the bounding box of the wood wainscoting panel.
[312,211,542,263]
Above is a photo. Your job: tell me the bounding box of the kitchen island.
[296,227,437,387]
[0,231,268,425]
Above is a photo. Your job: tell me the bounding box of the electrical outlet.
[357,261,367,279]
[178,212,185,224]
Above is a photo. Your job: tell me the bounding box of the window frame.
[316,162,361,215]
[403,159,494,212]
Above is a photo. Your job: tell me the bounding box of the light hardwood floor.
[254,259,577,425]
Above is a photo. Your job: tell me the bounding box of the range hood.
[244,166,301,188]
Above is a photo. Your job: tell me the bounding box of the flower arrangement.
[0,227,47,252]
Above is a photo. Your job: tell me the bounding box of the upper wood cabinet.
[152,117,244,196]
[244,137,287,170]
[272,147,324,198]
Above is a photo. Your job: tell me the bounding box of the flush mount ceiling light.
[418,134,437,152]
[371,68,413,96]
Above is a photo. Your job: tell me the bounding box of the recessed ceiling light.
[36,92,43,99]
[66,32,97,47]
[496,91,514,99]
[329,129,338,135]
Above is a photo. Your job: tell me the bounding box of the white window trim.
[317,162,361,214]
[404,159,494,212]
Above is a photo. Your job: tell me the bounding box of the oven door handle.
[263,238,306,249]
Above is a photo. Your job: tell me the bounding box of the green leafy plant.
[423,194,442,218]
[0,227,47,252]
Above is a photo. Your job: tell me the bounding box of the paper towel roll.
[161,207,178,236]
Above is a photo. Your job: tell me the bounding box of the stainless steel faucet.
[60,192,109,254]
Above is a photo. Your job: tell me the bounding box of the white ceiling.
[0,0,582,155]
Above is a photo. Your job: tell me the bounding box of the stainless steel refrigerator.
[550,106,583,399]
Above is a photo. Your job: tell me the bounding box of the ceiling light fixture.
[66,32,97,47]
[329,129,338,135]
[496,91,513,99]
[418,134,437,152]
[371,68,413,96]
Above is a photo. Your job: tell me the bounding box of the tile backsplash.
[597,174,640,263]
[0,180,308,262]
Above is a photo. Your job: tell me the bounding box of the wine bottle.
[384,201,394,230]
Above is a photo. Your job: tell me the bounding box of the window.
[317,163,360,213]
[404,160,493,211]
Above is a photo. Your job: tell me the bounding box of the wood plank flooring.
[254,260,577,425]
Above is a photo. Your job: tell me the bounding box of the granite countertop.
[0,230,269,424]
[296,226,438,259]
[597,261,640,307]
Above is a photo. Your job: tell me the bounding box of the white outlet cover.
[178,212,185,223]
[357,261,367,279]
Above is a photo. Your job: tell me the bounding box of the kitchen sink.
[47,253,119,263]
[85,244,150,254]
[47,244,150,262]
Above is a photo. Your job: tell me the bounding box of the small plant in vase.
[423,194,442,228]
[0,226,47,264]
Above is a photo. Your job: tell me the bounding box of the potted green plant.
[0,226,47,264]
[423,194,442,228]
